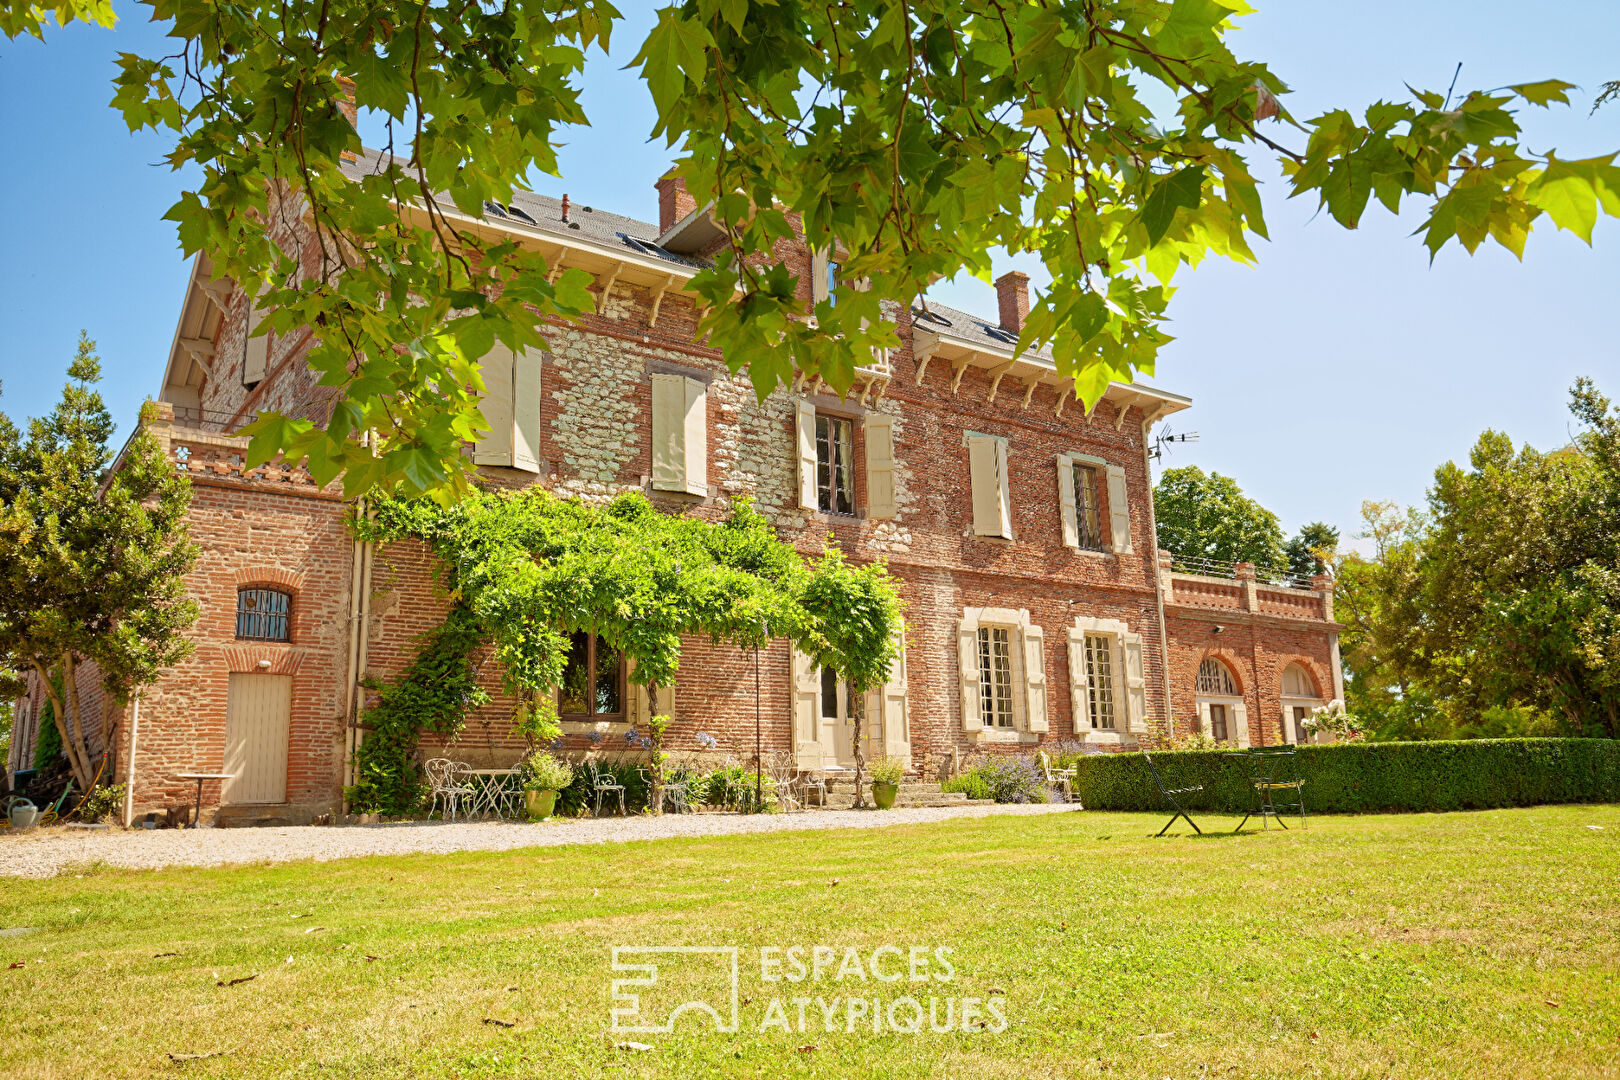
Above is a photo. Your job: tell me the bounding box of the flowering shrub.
[1303,700,1366,742]
[695,731,718,750]
[946,755,1049,804]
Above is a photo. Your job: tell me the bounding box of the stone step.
[815,791,988,809]
[821,777,942,794]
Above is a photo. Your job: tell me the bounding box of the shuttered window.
[473,343,542,473]
[1073,463,1104,550]
[558,632,624,718]
[864,413,896,519]
[236,588,291,642]
[651,373,708,495]
[967,434,1012,539]
[977,626,1016,729]
[1083,633,1116,730]
[816,414,855,515]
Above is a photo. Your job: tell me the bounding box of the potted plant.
[867,756,904,810]
[522,751,573,820]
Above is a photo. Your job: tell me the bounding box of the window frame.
[1072,462,1105,551]
[976,625,1017,730]
[557,631,626,721]
[1208,702,1230,742]
[1196,658,1239,696]
[235,587,292,643]
[815,412,857,516]
[1082,632,1118,731]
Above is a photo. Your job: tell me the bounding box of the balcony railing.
[1168,553,1316,591]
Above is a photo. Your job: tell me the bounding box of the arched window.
[1281,663,1317,698]
[1196,658,1238,696]
[236,587,291,642]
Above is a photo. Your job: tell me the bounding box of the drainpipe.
[1140,418,1175,741]
[341,497,374,812]
[122,694,142,828]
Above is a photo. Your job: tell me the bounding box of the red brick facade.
[5,172,1341,823]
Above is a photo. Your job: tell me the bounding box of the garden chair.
[642,756,692,814]
[1037,749,1080,807]
[1234,747,1307,832]
[586,759,627,817]
[1142,751,1202,837]
[768,752,805,813]
[424,758,476,822]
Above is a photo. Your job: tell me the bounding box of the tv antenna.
[1149,425,1199,461]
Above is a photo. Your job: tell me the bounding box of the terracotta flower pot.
[871,781,899,810]
[525,789,558,820]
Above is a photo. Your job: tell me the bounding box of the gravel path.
[0,803,1080,879]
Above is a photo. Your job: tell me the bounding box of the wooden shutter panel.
[968,435,1011,538]
[683,377,708,496]
[881,621,910,761]
[792,645,825,769]
[242,302,270,386]
[1105,463,1132,553]
[811,251,830,307]
[1067,628,1090,731]
[473,344,516,467]
[1121,632,1147,734]
[1057,454,1079,548]
[651,373,686,491]
[796,400,819,510]
[957,620,982,730]
[512,347,542,473]
[1233,701,1251,748]
[1197,699,1212,739]
[865,413,896,519]
[1023,624,1049,733]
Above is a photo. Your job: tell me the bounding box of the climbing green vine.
[348,487,904,813]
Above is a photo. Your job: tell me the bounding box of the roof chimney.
[655,170,697,235]
[560,194,570,223]
[994,271,1030,334]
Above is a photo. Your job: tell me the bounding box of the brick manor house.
[6,152,1343,824]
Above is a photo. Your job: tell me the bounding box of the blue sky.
[2,1,1616,548]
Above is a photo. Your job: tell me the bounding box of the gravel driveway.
[0,802,1080,879]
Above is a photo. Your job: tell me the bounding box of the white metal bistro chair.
[767,751,806,813]
[586,759,627,817]
[1038,749,1080,807]
[424,758,477,821]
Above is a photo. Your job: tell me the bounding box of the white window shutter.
[650,373,685,491]
[242,302,270,386]
[1067,628,1090,730]
[1105,463,1132,553]
[1197,699,1212,739]
[1023,624,1049,733]
[683,377,708,496]
[512,347,542,473]
[968,435,1011,538]
[957,619,982,731]
[865,413,897,520]
[881,621,910,761]
[1233,701,1251,748]
[473,343,516,467]
[792,644,825,769]
[1121,632,1147,734]
[1056,453,1079,548]
[811,251,830,307]
[796,400,818,510]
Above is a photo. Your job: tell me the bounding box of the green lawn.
[2,806,1617,1079]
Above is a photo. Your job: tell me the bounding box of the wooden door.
[222,673,291,804]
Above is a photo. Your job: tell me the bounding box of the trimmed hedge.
[1065,738,1620,815]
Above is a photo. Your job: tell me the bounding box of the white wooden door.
[223,673,291,804]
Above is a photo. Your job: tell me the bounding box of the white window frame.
[1194,657,1249,747]
[1068,616,1145,745]
[1057,451,1110,554]
[956,607,1047,741]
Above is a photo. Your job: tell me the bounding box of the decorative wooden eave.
[158,253,233,409]
[910,325,1191,428]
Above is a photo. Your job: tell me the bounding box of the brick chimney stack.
[994,271,1030,333]
[655,171,697,234]
[335,76,358,162]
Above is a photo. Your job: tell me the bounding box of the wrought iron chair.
[768,751,805,813]
[424,758,476,822]
[1142,751,1202,837]
[642,755,692,814]
[1235,747,1307,832]
[586,759,627,817]
[1038,749,1080,806]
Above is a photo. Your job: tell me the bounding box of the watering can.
[7,799,39,829]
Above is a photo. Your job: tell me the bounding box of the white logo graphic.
[610,946,740,1033]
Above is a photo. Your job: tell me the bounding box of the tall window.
[1209,703,1230,741]
[1281,663,1316,698]
[1084,633,1117,729]
[236,588,291,642]
[1072,463,1104,551]
[1292,705,1311,744]
[559,632,624,718]
[977,626,1015,729]
[1196,658,1238,696]
[816,414,855,515]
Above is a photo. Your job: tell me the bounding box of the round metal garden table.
[175,773,233,827]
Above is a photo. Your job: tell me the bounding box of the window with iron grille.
[1196,658,1238,696]
[236,588,291,642]
[1072,463,1104,550]
[815,414,855,515]
[977,626,1015,728]
[1084,633,1116,729]
[558,631,625,718]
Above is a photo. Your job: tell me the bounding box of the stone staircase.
[811,775,992,810]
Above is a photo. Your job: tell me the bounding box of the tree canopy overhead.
[1153,464,1285,571]
[5,0,1618,498]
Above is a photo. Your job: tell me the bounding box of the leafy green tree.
[1284,521,1339,579]
[5,1,1618,497]
[0,334,200,790]
[1153,465,1285,570]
